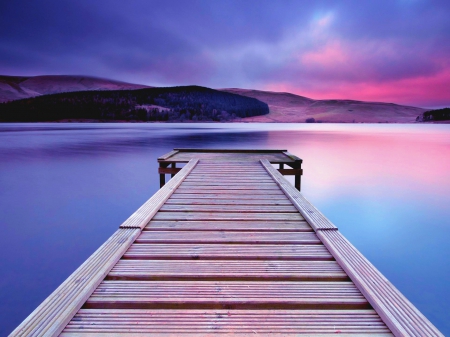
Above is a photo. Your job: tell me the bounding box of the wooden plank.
[194,164,265,167]
[8,228,140,337]
[195,161,265,165]
[191,171,264,173]
[175,152,286,158]
[283,151,303,162]
[174,189,285,194]
[85,281,364,309]
[261,159,337,230]
[120,159,198,229]
[278,168,303,175]
[152,212,304,221]
[158,167,181,174]
[136,230,318,244]
[185,174,273,183]
[184,177,274,181]
[191,169,266,171]
[165,198,293,205]
[157,149,179,161]
[62,309,392,336]
[195,162,264,165]
[178,184,280,189]
[123,243,333,260]
[169,153,292,163]
[170,193,289,199]
[109,260,345,280]
[317,230,444,337]
[144,220,313,232]
[195,167,261,169]
[174,148,288,153]
[159,204,299,213]
[194,164,265,168]
[193,167,266,170]
[181,180,276,185]
[181,181,277,185]
[187,173,270,176]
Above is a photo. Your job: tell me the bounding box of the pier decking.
[11,149,442,336]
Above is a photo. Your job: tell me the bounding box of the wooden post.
[171,163,176,178]
[294,161,302,191]
[279,163,284,169]
[159,163,169,188]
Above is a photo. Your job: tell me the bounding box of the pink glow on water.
[265,126,450,202]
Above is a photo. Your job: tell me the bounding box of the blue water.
[0,123,449,335]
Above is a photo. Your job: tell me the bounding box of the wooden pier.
[11,149,443,336]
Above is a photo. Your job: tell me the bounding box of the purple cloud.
[0,0,449,107]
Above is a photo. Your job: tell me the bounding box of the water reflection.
[0,123,449,335]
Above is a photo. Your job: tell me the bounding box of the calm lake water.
[0,123,449,335]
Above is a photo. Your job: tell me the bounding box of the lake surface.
[0,123,449,335]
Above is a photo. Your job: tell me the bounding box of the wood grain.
[61,309,392,335]
[86,280,364,309]
[136,230,318,244]
[107,260,345,281]
[159,204,299,213]
[318,230,444,337]
[123,243,333,260]
[152,212,304,221]
[144,220,312,231]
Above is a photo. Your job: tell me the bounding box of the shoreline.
[1,119,449,124]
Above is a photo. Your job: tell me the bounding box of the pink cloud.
[264,64,450,108]
[300,41,348,68]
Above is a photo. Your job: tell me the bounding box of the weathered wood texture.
[9,228,140,337]
[57,157,396,336]
[166,152,290,162]
[159,204,298,212]
[144,220,313,231]
[152,211,303,221]
[14,149,441,336]
[107,260,347,281]
[158,148,303,190]
[123,243,332,260]
[61,309,393,336]
[135,230,320,244]
[157,149,179,160]
[317,230,444,337]
[120,159,198,229]
[85,280,368,309]
[165,198,293,205]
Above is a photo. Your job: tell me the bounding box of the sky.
[1,0,449,108]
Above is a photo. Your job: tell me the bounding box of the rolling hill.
[0,75,150,102]
[222,88,425,123]
[0,86,269,122]
[0,74,427,123]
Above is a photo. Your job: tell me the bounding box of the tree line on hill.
[0,86,269,122]
[417,107,450,122]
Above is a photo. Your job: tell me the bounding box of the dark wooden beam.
[278,169,303,175]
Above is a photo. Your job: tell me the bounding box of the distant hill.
[0,74,427,123]
[0,75,150,102]
[222,88,425,123]
[0,86,269,122]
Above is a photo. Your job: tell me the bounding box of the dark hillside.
[418,107,450,121]
[0,86,269,122]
